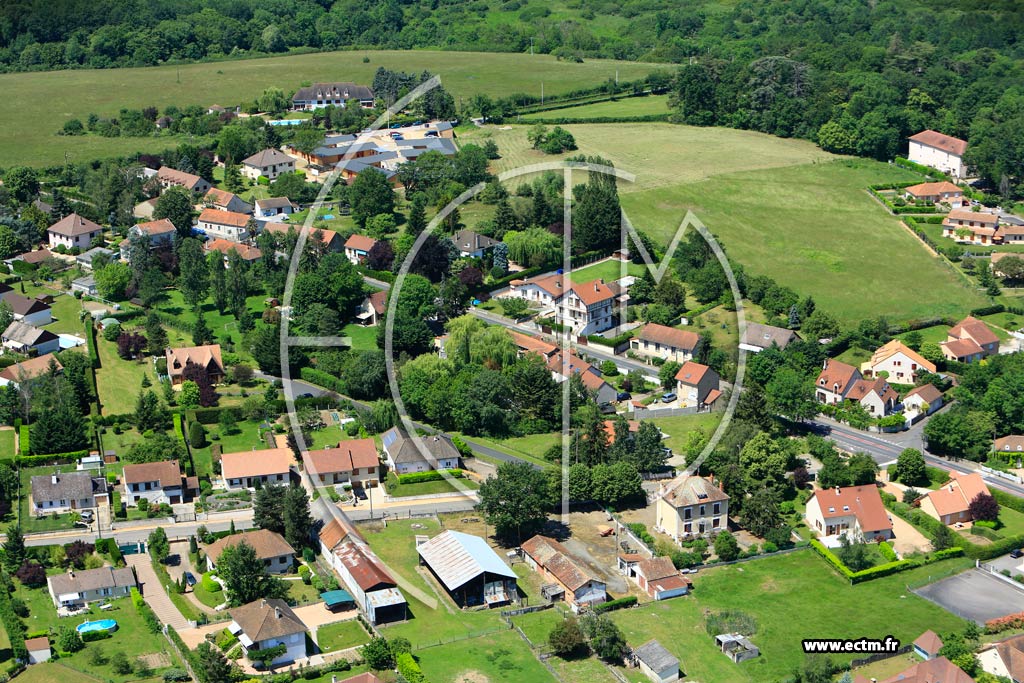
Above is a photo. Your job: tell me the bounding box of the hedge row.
[487,265,543,292]
[878,542,898,562]
[397,469,464,485]
[299,367,345,394]
[356,266,396,284]
[15,449,90,466]
[971,303,1024,317]
[150,310,194,335]
[0,572,27,662]
[885,498,1023,561]
[84,318,99,369]
[396,652,427,683]
[593,595,638,613]
[524,113,671,125]
[18,425,29,456]
[992,488,1024,514]
[894,156,952,180]
[587,330,634,348]
[810,539,964,584]
[986,611,1024,635]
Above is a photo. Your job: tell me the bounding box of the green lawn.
[521,95,671,121]
[511,606,568,645]
[898,325,951,345]
[2,50,664,167]
[456,432,560,467]
[836,346,872,367]
[316,619,371,652]
[0,429,14,459]
[191,574,224,609]
[153,289,268,357]
[980,311,1023,333]
[285,579,321,606]
[998,506,1024,537]
[414,629,557,683]
[647,412,723,454]
[16,284,88,336]
[609,550,971,683]
[569,259,645,283]
[384,471,480,498]
[341,323,379,351]
[191,419,269,477]
[304,424,349,450]
[94,337,155,415]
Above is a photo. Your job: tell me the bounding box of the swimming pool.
[77,619,117,634]
[330,411,341,423]
[268,119,304,126]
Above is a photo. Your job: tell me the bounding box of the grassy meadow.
[520,94,671,120]
[0,50,666,166]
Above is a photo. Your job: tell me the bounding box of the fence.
[850,645,912,668]
[631,405,702,419]
[409,624,511,651]
[501,603,554,619]
[982,465,1023,485]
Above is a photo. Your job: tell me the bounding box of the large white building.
[907,130,968,178]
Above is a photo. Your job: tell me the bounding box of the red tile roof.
[868,340,936,374]
[335,539,396,591]
[812,485,892,534]
[571,279,616,306]
[904,383,942,404]
[637,323,700,351]
[903,181,962,198]
[303,438,379,475]
[134,218,176,235]
[878,656,974,683]
[675,361,711,386]
[944,208,999,225]
[922,471,988,519]
[205,238,262,261]
[909,130,968,157]
[948,316,999,348]
[220,448,294,480]
[344,234,377,252]
[0,353,62,383]
[511,331,558,358]
[198,208,251,228]
[122,460,184,487]
[521,535,600,592]
[913,630,943,656]
[995,435,1024,452]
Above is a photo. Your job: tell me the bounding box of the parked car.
[298,392,314,399]
[660,392,677,403]
[616,391,632,402]
[1011,549,1023,559]
[184,572,197,586]
[598,402,617,415]
[79,510,94,522]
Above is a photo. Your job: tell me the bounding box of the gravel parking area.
[914,569,1024,624]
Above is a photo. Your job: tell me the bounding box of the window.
[699,505,705,516]
[713,503,721,515]
[683,523,691,533]
[683,508,691,520]
[713,518,720,528]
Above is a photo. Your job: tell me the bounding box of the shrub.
[395,652,426,683]
[593,596,637,613]
[131,587,144,608]
[58,625,84,653]
[396,469,464,485]
[163,669,191,682]
[878,542,898,562]
[201,572,221,593]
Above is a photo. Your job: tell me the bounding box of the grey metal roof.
[634,640,678,672]
[416,531,516,591]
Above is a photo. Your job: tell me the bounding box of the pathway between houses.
[126,553,191,631]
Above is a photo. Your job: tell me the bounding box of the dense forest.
[1,0,1022,193]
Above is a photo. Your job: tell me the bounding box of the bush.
[396,469,464,485]
[299,565,312,584]
[58,626,84,653]
[163,668,191,682]
[593,596,637,613]
[396,652,426,683]
[201,572,222,593]
[131,587,144,608]
[878,542,898,562]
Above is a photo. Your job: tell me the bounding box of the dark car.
[1011,549,1023,559]
[661,392,677,403]
[184,571,197,587]
[616,391,632,402]
[298,392,314,399]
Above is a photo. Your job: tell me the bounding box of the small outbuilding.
[914,630,944,661]
[633,640,679,683]
[25,636,51,664]
[320,589,356,613]
[416,530,518,608]
[715,633,760,663]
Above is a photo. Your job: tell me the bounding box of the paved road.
[23,513,255,547]
[126,553,191,630]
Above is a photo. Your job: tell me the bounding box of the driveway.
[889,514,931,556]
[126,553,191,630]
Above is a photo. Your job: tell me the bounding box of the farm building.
[416,531,518,608]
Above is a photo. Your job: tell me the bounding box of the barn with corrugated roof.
[416,530,518,608]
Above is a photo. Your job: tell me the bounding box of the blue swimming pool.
[77,619,117,634]
[268,119,303,126]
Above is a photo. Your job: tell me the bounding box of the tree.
[581,613,626,661]
[154,186,196,239]
[659,361,682,390]
[968,492,1000,523]
[192,309,212,346]
[188,421,207,448]
[894,448,927,486]
[4,167,39,203]
[177,238,209,307]
[714,530,740,562]
[195,642,234,683]
[15,560,46,587]
[254,486,285,535]
[94,261,132,300]
[740,433,791,488]
[134,390,165,432]
[476,461,552,543]
[836,534,870,571]
[58,625,84,653]
[218,540,286,605]
[406,193,427,237]
[742,488,785,539]
[549,616,587,657]
[351,168,395,228]
[208,251,228,314]
[360,636,395,670]
[148,527,169,562]
[932,523,957,551]
[145,313,167,355]
[179,381,200,408]
[2,525,25,574]
[283,485,313,550]
[766,367,818,421]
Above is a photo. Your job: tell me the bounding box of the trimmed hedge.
[878,542,898,562]
[810,540,963,584]
[396,469,463,485]
[587,330,634,348]
[487,265,543,292]
[16,449,89,466]
[18,425,29,456]
[519,113,671,125]
[396,652,426,683]
[594,595,637,613]
[0,572,27,662]
[85,318,99,369]
[894,156,951,180]
[986,611,1024,635]
[300,367,344,394]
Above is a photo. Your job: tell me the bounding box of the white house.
[228,598,307,667]
[451,229,498,258]
[675,361,721,409]
[942,208,1000,245]
[343,234,377,264]
[903,181,966,207]
[907,130,968,178]
[814,359,861,404]
[255,197,298,218]
[633,640,680,683]
[291,83,375,110]
[843,378,898,417]
[655,474,729,542]
[302,438,381,489]
[630,323,701,363]
[2,321,60,356]
[221,448,294,489]
[30,471,107,516]
[119,218,177,260]
[0,293,52,327]
[47,213,103,251]
[75,246,113,271]
[903,383,943,418]
[861,340,936,384]
[206,529,296,575]
[47,566,136,609]
[805,485,893,546]
[740,322,799,352]
[319,520,407,625]
[122,460,196,506]
[241,149,296,181]
[632,556,690,601]
[196,208,253,242]
[156,166,211,193]
[205,188,253,214]
[71,275,97,296]
[381,428,460,474]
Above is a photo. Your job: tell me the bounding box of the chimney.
[275,607,282,619]
[834,487,840,495]
[52,474,58,485]
[68,568,75,578]
[261,598,267,609]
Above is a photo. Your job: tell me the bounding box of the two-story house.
[942,208,1000,245]
[228,598,308,668]
[205,188,253,215]
[196,208,254,242]
[165,344,225,386]
[343,234,378,265]
[381,428,460,474]
[241,149,296,181]
[555,279,617,336]
[47,566,137,609]
[630,323,701,363]
[30,471,107,516]
[122,460,197,506]
[918,471,989,526]
[675,361,721,409]
[843,378,898,417]
[47,213,103,251]
[940,316,1000,363]
[206,529,296,575]
[156,166,211,194]
[291,83,375,110]
[903,384,944,419]
[655,474,729,542]
[221,448,294,490]
[521,535,606,612]
[302,438,381,489]
[254,197,298,219]
[805,485,893,545]
[119,218,177,260]
[908,130,968,178]
[861,340,935,383]
[815,358,861,404]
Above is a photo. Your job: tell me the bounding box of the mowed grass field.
[465,123,987,323]
[520,94,671,120]
[609,551,971,683]
[0,50,666,167]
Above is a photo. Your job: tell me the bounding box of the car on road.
[660,392,677,403]
[616,391,632,402]
[298,392,314,399]
[1011,549,1023,559]
[184,571,197,586]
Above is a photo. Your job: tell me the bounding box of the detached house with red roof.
[631,556,691,601]
[157,166,211,194]
[861,340,935,384]
[994,435,1024,455]
[205,188,252,215]
[805,485,893,545]
[505,274,619,335]
[903,181,966,207]
[675,361,721,410]
[943,208,1001,245]
[844,377,898,417]
[344,234,378,265]
[165,344,225,386]
[221,448,295,490]
[47,213,103,251]
[630,323,701,363]
[918,471,989,525]
[815,359,861,404]
[521,535,606,612]
[856,656,974,683]
[302,438,381,489]
[197,208,254,243]
[903,384,944,419]
[908,130,968,178]
[122,460,197,506]
[120,218,177,260]
[941,316,1000,363]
